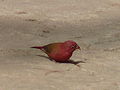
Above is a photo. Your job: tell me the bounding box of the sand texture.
[0,0,120,90]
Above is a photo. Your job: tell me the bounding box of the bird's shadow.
[36,55,85,66]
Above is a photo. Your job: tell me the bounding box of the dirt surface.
[0,0,120,90]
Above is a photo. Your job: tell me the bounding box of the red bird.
[31,40,80,63]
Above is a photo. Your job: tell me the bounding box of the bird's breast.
[48,51,72,62]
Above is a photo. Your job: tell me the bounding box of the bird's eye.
[71,45,75,48]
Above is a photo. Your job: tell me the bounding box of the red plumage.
[31,40,80,62]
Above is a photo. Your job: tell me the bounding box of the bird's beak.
[76,45,81,50]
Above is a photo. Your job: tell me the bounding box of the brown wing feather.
[43,43,62,54]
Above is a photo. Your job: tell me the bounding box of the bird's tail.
[31,46,44,50]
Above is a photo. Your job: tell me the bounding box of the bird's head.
[63,40,80,53]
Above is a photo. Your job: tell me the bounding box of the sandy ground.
[0,0,120,90]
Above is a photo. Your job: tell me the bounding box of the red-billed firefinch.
[31,40,80,62]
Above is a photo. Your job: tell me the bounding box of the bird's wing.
[43,43,62,54]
